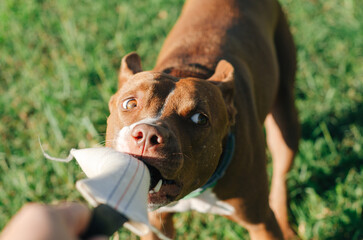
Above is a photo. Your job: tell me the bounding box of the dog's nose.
[131,124,164,149]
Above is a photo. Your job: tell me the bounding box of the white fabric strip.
[41,145,170,239]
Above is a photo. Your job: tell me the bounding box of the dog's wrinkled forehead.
[130,71,178,85]
[119,72,177,98]
[115,71,227,126]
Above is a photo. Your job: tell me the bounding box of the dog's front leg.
[142,212,175,240]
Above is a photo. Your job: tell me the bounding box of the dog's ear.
[118,52,143,89]
[208,60,236,125]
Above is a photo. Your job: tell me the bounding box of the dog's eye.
[190,113,209,126]
[122,98,137,110]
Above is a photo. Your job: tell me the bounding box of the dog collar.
[183,133,235,199]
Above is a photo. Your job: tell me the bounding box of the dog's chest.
[155,188,235,215]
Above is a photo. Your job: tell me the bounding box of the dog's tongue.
[42,146,169,240]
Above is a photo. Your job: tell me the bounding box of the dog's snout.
[131,124,165,148]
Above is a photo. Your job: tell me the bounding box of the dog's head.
[106,52,236,209]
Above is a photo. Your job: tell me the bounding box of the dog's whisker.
[98,139,115,145]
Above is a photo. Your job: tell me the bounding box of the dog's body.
[106,0,299,239]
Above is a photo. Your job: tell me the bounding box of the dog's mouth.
[145,164,182,207]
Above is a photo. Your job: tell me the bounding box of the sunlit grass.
[1,0,362,239]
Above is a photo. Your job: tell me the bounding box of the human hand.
[0,202,107,240]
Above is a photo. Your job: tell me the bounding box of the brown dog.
[106,0,299,239]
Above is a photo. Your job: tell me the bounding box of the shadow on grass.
[308,153,361,194]
[291,102,363,239]
[326,209,363,240]
[301,102,363,141]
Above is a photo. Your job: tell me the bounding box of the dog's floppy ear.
[208,60,237,125]
[118,52,143,89]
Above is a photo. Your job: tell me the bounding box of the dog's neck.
[182,133,235,199]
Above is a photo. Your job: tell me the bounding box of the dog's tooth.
[154,179,163,193]
[149,190,155,194]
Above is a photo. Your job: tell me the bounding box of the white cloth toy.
[41,146,169,240]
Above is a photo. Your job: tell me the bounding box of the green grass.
[0,0,362,239]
